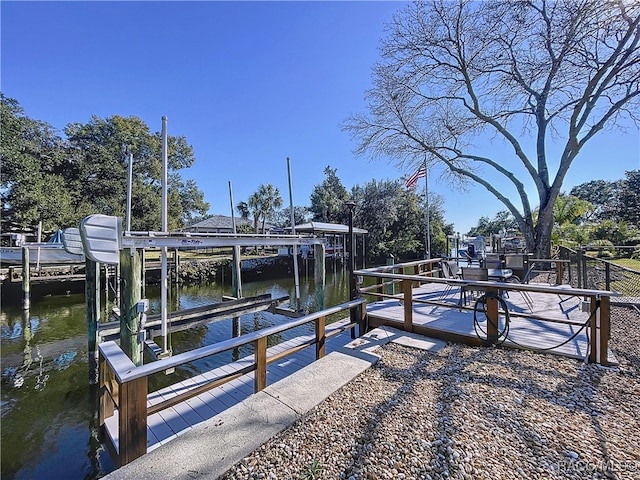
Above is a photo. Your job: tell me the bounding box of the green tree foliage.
[241,183,283,233]
[272,206,311,229]
[65,114,207,231]
[468,211,519,237]
[1,95,76,232]
[1,96,209,234]
[569,180,621,222]
[344,1,640,258]
[560,172,640,246]
[256,183,283,233]
[617,170,640,226]
[351,178,452,263]
[309,166,349,223]
[553,194,594,227]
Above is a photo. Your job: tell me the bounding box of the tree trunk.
[534,204,554,259]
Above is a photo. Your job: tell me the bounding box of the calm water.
[0,269,353,479]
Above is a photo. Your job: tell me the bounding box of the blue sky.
[2,1,639,234]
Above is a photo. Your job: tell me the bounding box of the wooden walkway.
[366,282,617,364]
[104,319,356,453]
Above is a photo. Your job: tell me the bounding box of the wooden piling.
[103,264,110,315]
[86,259,101,384]
[140,249,146,297]
[231,245,243,337]
[21,247,30,310]
[120,249,142,366]
[173,248,179,286]
[314,243,325,311]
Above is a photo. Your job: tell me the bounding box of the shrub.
[587,239,615,257]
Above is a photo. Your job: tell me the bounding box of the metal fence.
[558,246,640,298]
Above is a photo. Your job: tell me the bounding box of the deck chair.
[484,253,503,269]
[447,260,462,279]
[460,267,488,306]
[503,264,535,311]
[439,260,461,301]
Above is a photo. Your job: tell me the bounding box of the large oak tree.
[344,0,639,257]
[1,96,209,234]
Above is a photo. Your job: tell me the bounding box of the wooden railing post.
[402,279,413,332]
[589,295,598,364]
[556,261,564,285]
[359,300,367,336]
[599,296,610,366]
[315,315,326,359]
[118,376,148,466]
[376,276,384,301]
[486,287,499,343]
[254,336,267,392]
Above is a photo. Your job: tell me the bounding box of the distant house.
[184,215,275,234]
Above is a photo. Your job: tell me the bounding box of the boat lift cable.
[473,292,599,353]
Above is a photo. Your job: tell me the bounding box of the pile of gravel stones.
[221,305,640,480]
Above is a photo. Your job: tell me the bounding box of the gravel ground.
[221,305,640,480]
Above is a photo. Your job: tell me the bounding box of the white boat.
[0,243,85,266]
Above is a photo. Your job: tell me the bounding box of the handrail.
[357,257,442,273]
[101,298,366,383]
[354,269,621,298]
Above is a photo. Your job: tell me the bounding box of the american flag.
[405,167,426,188]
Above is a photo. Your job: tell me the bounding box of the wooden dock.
[98,259,621,467]
[366,281,617,364]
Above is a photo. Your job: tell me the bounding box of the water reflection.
[0,271,352,479]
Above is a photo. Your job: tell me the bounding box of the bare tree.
[344,0,639,257]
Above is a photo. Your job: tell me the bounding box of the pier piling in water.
[21,247,30,310]
[120,249,142,366]
[86,258,100,384]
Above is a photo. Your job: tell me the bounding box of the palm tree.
[255,183,283,234]
[246,193,261,233]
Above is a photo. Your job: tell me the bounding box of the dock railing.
[99,298,366,466]
[358,258,443,301]
[355,260,617,366]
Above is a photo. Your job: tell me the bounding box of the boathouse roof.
[290,222,368,235]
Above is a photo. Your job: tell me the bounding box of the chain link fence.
[558,245,640,300]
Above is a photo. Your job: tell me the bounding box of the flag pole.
[423,157,431,259]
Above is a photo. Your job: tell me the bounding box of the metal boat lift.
[73,214,328,381]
